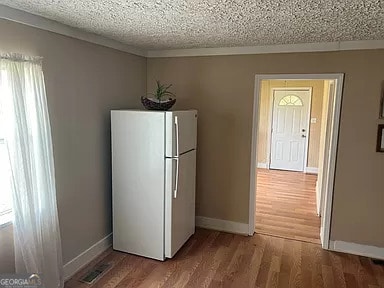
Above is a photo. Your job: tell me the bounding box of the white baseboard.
[305,167,318,174]
[63,233,112,281]
[257,162,268,169]
[330,240,384,260]
[196,216,248,235]
[257,164,318,173]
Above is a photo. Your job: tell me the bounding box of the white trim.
[316,180,321,216]
[0,5,146,57]
[305,167,319,174]
[63,233,112,281]
[249,73,344,248]
[264,87,274,168]
[321,74,344,249]
[329,240,384,260]
[303,91,312,173]
[320,228,324,244]
[248,76,261,235]
[147,40,384,58]
[257,162,268,169]
[196,216,248,235]
[268,87,312,172]
[252,74,345,81]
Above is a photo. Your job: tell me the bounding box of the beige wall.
[257,80,324,168]
[0,18,147,268]
[148,50,384,247]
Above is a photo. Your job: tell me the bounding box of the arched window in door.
[278,95,303,106]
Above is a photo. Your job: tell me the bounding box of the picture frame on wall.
[377,124,384,153]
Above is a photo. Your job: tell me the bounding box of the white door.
[165,150,196,258]
[269,90,311,171]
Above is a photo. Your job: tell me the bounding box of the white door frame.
[266,87,312,172]
[249,73,344,250]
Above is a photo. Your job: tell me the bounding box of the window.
[0,70,13,226]
[278,95,303,106]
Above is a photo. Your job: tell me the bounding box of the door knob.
[302,135,306,138]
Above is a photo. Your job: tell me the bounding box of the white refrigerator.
[111,110,197,260]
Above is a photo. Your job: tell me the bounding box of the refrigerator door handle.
[175,116,180,157]
[173,157,179,198]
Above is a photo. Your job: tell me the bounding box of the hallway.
[255,168,320,244]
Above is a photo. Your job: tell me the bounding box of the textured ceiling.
[1,0,384,50]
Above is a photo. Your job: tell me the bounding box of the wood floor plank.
[301,242,313,288]
[329,252,346,288]
[266,255,281,288]
[208,234,243,287]
[182,232,221,287]
[153,232,218,288]
[93,254,148,288]
[356,257,381,287]
[371,261,384,287]
[322,265,335,288]
[254,236,273,287]
[115,258,157,288]
[255,169,321,244]
[65,229,384,288]
[220,239,249,287]
[277,239,294,288]
[288,241,302,288]
[243,235,266,287]
[343,272,359,288]
[311,245,325,288]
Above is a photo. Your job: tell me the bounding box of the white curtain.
[0,54,63,288]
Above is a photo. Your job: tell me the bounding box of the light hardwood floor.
[65,229,384,288]
[255,168,320,244]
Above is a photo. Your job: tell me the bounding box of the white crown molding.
[0,4,146,57]
[147,40,384,58]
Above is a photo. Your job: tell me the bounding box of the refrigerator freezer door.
[165,150,196,258]
[165,110,197,157]
[111,111,166,261]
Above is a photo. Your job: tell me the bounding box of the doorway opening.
[249,74,344,249]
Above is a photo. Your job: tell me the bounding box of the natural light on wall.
[0,70,13,226]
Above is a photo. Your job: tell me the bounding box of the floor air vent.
[80,263,112,285]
